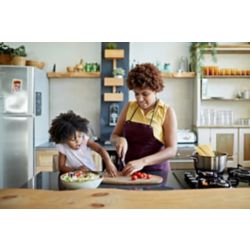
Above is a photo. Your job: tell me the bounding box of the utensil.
[116,157,125,171]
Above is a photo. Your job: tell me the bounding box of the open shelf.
[203,75,250,79]
[161,72,195,78]
[202,98,250,102]
[47,72,100,78]
[104,49,125,59]
[104,93,124,102]
[104,77,123,86]
[204,44,250,54]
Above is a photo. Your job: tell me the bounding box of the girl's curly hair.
[127,63,164,92]
[49,110,89,144]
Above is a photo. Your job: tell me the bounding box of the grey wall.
[6,42,195,139]
[7,42,102,137]
[129,42,194,129]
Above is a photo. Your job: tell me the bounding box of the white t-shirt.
[56,135,96,171]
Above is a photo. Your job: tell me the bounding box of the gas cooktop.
[173,165,250,189]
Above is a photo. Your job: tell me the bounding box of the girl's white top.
[56,135,96,170]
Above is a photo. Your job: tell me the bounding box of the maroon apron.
[123,101,170,172]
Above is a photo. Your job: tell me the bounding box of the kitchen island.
[1,187,250,208]
[1,169,250,208]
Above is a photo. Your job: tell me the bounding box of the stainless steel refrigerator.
[0,66,49,188]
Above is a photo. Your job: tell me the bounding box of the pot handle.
[189,156,198,162]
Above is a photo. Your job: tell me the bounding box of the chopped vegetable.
[131,171,151,181]
[61,171,99,183]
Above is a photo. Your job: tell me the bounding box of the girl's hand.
[121,159,145,176]
[116,137,128,161]
[105,162,118,177]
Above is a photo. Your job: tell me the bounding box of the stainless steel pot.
[190,151,228,173]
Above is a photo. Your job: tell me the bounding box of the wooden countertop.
[1,188,250,208]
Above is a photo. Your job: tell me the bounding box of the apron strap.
[129,99,159,125]
[129,105,139,121]
[149,99,159,126]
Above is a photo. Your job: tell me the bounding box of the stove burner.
[228,165,250,184]
[184,171,232,189]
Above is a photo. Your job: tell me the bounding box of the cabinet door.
[197,128,210,145]
[211,128,238,167]
[239,128,250,167]
[36,149,58,173]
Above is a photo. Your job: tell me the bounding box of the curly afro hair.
[49,110,89,144]
[127,63,164,92]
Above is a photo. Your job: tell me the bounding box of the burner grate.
[228,165,250,184]
[184,171,232,189]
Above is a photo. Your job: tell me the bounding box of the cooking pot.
[190,151,228,173]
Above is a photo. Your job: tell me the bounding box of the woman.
[111,63,177,176]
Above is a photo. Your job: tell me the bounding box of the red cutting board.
[103,172,163,185]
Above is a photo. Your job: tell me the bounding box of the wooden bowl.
[66,66,75,72]
[26,60,45,69]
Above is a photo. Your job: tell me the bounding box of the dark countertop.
[36,141,56,149]
[36,141,195,155]
[22,170,184,191]
[36,141,116,151]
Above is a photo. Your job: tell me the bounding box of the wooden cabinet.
[198,127,250,167]
[197,128,238,167]
[36,149,58,173]
[210,128,238,167]
[239,128,250,167]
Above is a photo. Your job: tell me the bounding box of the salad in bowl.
[60,171,103,189]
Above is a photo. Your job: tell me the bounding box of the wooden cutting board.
[103,173,163,185]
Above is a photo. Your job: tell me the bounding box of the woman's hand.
[78,166,89,172]
[116,137,128,161]
[105,162,118,177]
[121,159,145,176]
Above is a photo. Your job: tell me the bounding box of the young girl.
[49,111,118,177]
